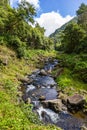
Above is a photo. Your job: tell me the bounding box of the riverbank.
[21,57,87,130]
[0,45,61,130]
[0,45,87,130]
[55,53,87,99]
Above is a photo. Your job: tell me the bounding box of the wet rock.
[81,125,87,130]
[42,99,67,113]
[26,98,31,104]
[67,94,86,112]
[39,96,46,101]
[17,76,33,83]
[41,111,52,122]
[40,69,47,76]
[58,92,68,105]
[67,94,85,105]
[32,93,35,97]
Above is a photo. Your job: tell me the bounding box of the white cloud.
[35,11,74,36]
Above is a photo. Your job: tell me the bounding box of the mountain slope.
[50,17,77,43]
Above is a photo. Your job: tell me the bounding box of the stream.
[22,59,87,130]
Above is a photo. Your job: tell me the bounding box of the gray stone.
[81,125,87,130]
[67,94,86,112]
[42,99,67,113]
[39,96,46,101]
[17,75,33,83]
[40,69,47,76]
[67,94,85,106]
[26,98,31,104]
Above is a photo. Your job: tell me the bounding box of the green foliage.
[21,104,42,125]
[0,45,60,130]
[17,0,36,23]
[7,36,26,58]
[56,53,87,83]
[76,3,87,31]
[61,23,86,53]
[50,3,87,54]
[76,3,87,15]
[50,17,77,49]
[0,91,29,130]
[56,67,87,96]
[0,0,53,58]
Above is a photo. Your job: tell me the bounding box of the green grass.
[55,52,87,100]
[0,45,61,130]
[56,68,87,91]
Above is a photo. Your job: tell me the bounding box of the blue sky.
[39,0,87,17]
[10,0,87,36]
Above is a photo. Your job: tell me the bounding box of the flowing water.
[22,59,87,130]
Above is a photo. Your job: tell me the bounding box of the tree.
[0,0,9,6]
[35,23,45,35]
[17,0,36,23]
[76,3,87,15]
[76,3,87,31]
[62,23,86,53]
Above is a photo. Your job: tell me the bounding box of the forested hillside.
[0,0,53,58]
[51,3,87,85]
[50,17,77,46]
[0,1,60,130]
[50,3,87,54]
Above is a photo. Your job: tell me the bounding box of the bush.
[0,36,7,45]
[7,36,27,58]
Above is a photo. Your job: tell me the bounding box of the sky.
[10,0,87,36]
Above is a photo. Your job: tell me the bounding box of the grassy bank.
[55,53,87,100]
[0,45,61,130]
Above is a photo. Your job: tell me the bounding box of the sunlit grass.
[0,45,60,130]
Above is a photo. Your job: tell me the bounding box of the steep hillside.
[50,17,77,45]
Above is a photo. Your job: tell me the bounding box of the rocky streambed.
[20,58,87,130]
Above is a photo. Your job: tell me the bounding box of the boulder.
[67,94,85,105]
[17,75,33,83]
[42,99,67,113]
[81,125,87,130]
[40,69,47,76]
[67,94,86,112]
[26,98,31,104]
[39,96,46,101]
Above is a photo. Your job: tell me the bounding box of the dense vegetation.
[0,1,87,130]
[50,3,87,105]
[51,3,87,83]
[50,17,77,49]
[0,1,60,130]
[0,0,53,58]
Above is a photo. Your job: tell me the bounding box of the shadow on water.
[22,59,87,130]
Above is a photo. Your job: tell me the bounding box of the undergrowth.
[0,45,61,130]
[55,52,87,100]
